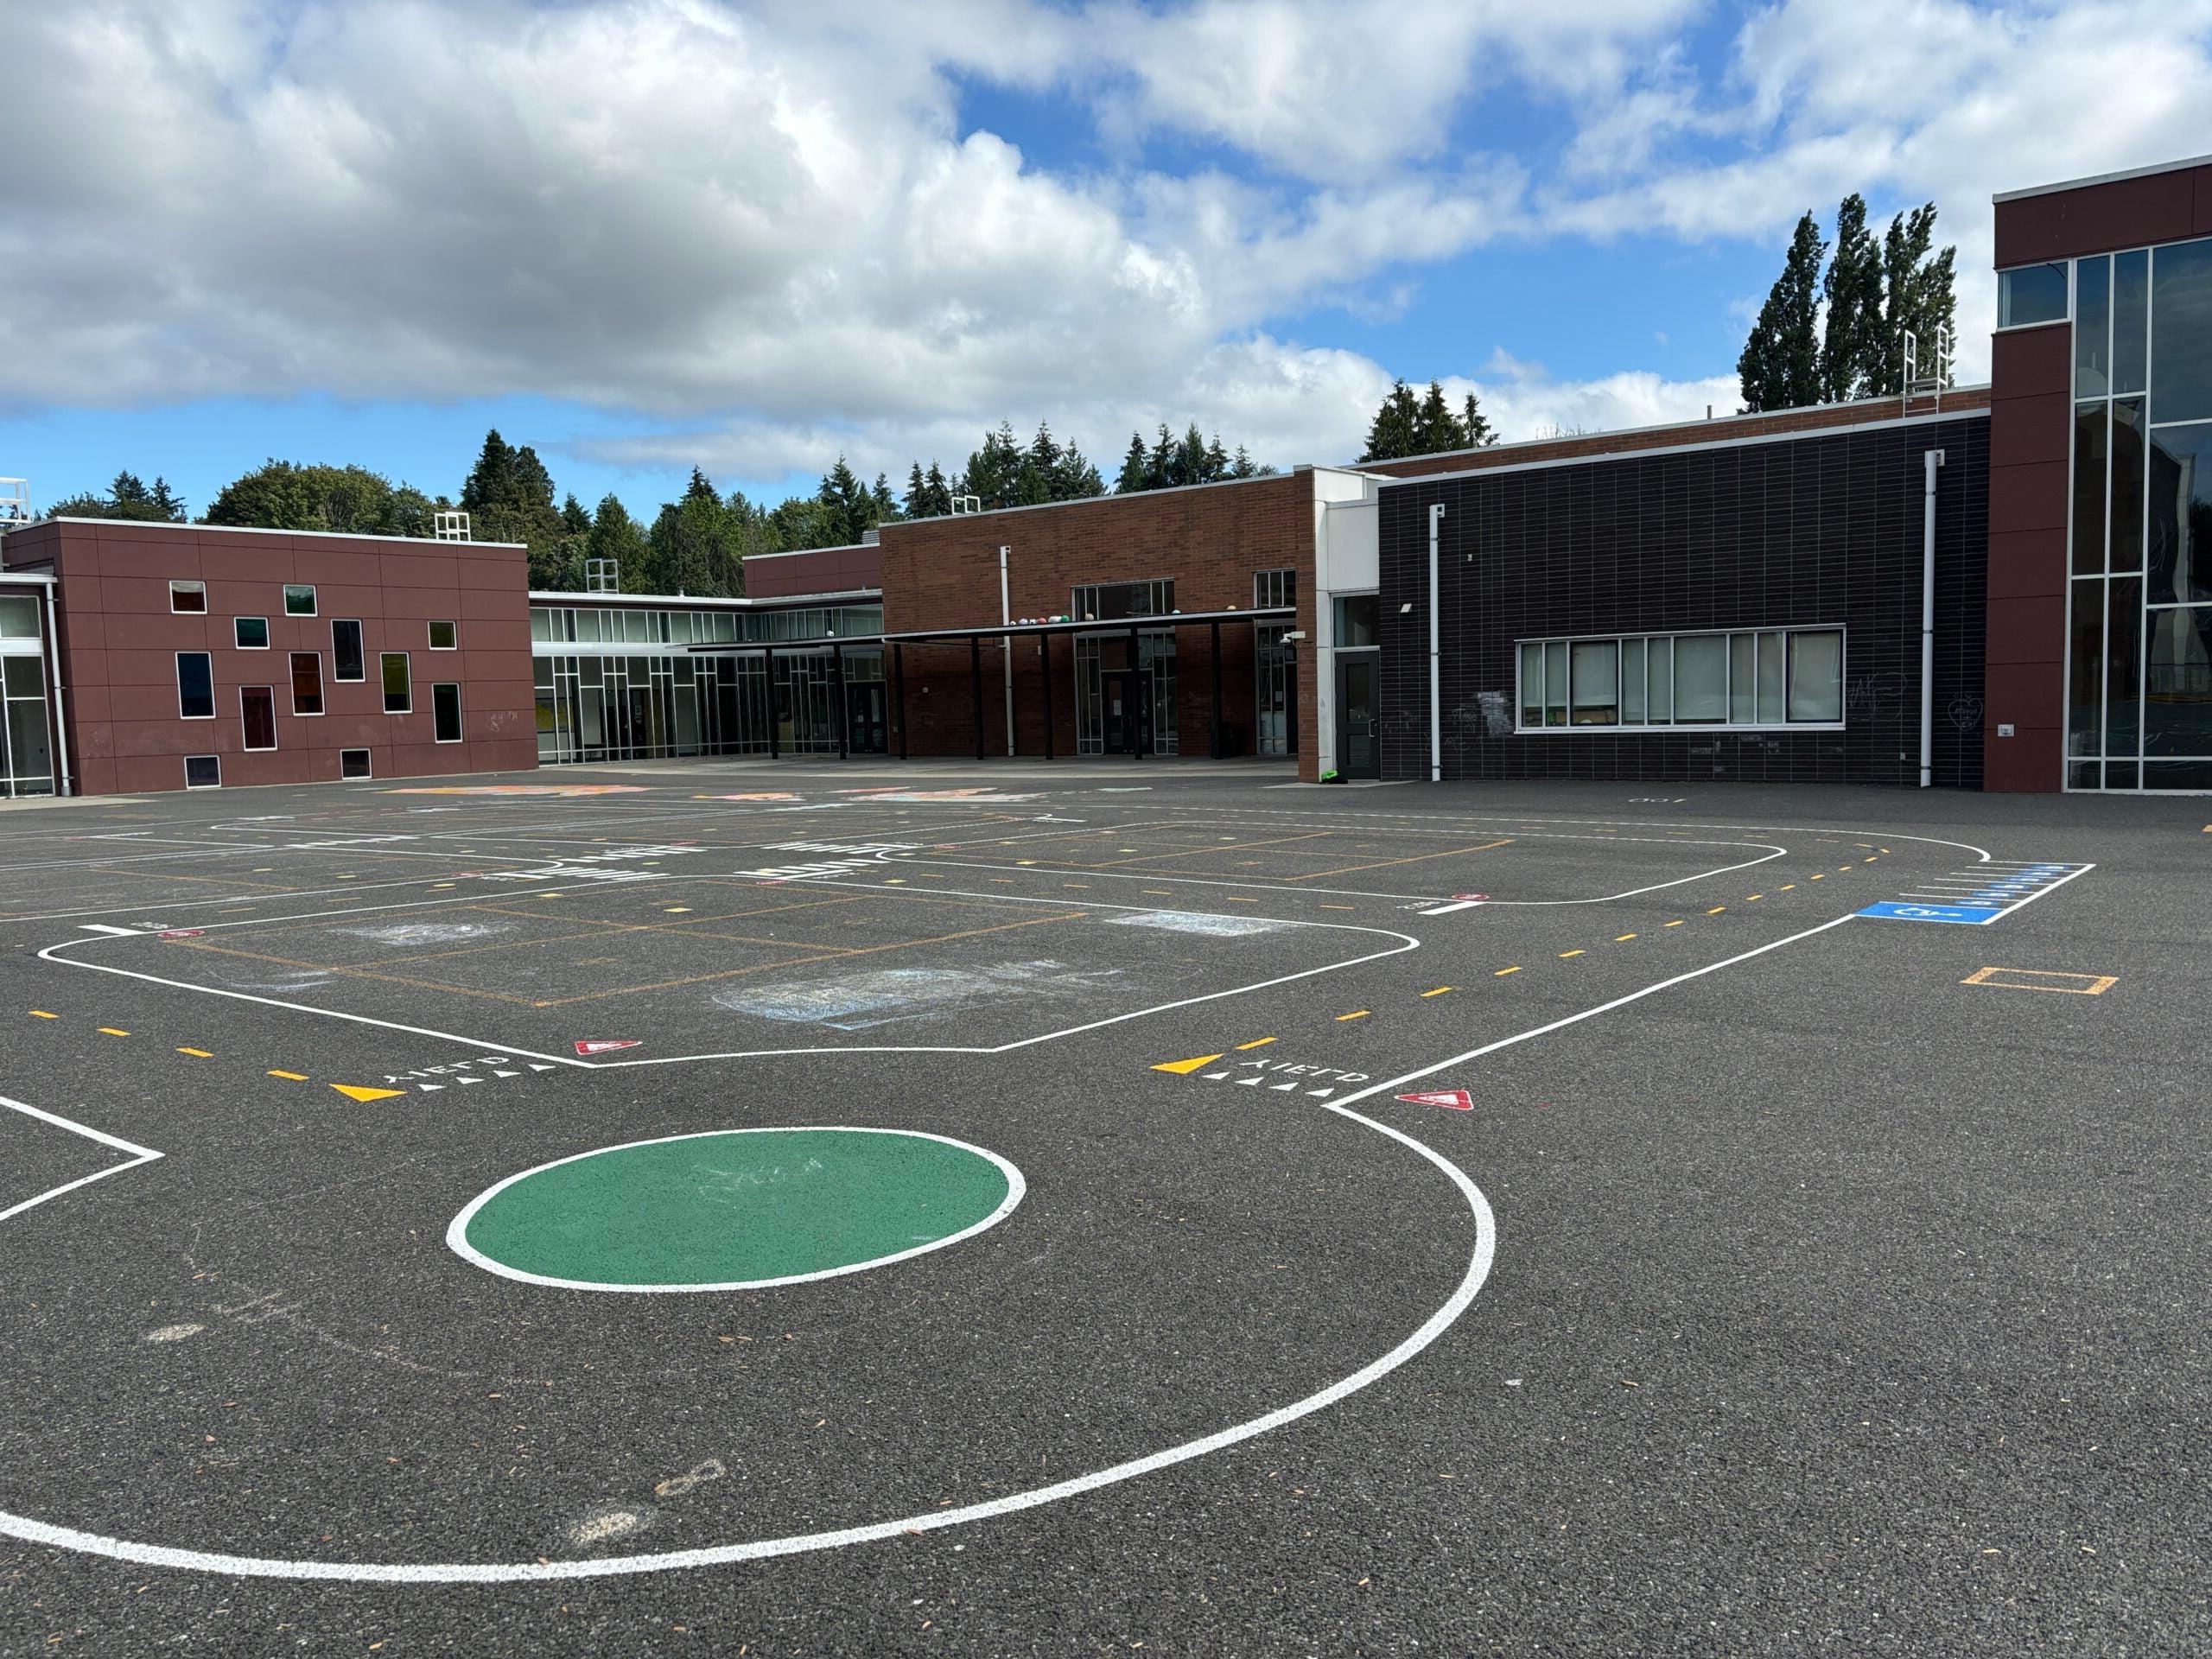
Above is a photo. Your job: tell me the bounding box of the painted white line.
[447,1128,1026,1294]
[77,924,140,937]
[1329,912,1860,1113]
[0,1094,164,1226]
[1418,900,1480,915]
[1990,862,2096,917]
[0,1100,1492,1581]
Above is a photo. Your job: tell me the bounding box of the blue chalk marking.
[1857,901,2004,925]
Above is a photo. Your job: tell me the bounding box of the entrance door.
[1101,669,1153,756]
[847,683,888,753]
[1335,654,1380,779]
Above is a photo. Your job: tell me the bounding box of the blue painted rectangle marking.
[1858,901,2005,925]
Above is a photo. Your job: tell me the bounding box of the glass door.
[1335,653,1380,779]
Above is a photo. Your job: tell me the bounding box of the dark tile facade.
[1373,415,1991,787]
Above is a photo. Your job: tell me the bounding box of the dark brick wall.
[1372,415,1991,787]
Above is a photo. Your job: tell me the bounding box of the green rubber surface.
[459,1128,1016,1287]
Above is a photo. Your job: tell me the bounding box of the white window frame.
[233,615,270,651]
[340,747,372,780]
[239,685,278,752]
[168,580,207,614]
[428,620,458,650]
[380,651,412,715]
[183,754,221,789]
[1995,261,2073,334]
[176,651,215,720]
[431,682,464,744]
[283,583,317,617]
[289,650,324,717]
[1513,626,1847,734]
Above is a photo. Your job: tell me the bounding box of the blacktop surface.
[1,757,2206,1656]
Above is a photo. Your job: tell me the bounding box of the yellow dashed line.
[1780,884,1796,891]
[1560,949,1586,957]
[664,906,693,912]
[1421,986,1454,997]
[98,1027,129,1037]
[1222,897,1257,904]
[1664,919,1685,927]
[1143,889,1174,896]
[1809,874,1825,880]
[433,883,457,889]
[268,1070,308,1081]
[176,1047,213,1058]
[540,891,564,897]
[1864,857,1878,864]
[1494,966,1522,976]
[1319,903,1355,910]
[1707,906,1726,914]
[1235,1036,1277,1050]
[1336,1009,1370,1021]
[1746,894,1763,901]
[30,1010,58,1020]
[1615,932,1637,941]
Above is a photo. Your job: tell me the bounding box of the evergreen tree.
[1820,193,1885,403]
[1460,392,1496,447]
[870,472,900,526]
[1413,381,1459,454]
[1877,203,1956,395]
[1737,211,1827,412]
[815,456,873,545]
[1052,441,1105,499]
[1147,424,1177,491]
[1359,379,1422,461]
[559,492,591,535]
[958,423,1028,511]
[1116,432,1149,493]
[586,493,652,593]
[922,461,953,517]
[49,470,189,524]
[903,462,931,518]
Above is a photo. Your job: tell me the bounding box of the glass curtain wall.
[2069,235,2212,790]
[0,594,55,798]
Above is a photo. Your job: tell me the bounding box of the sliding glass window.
[1515,628,1843,732]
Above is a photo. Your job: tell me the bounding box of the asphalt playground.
[2,760,2206,1656]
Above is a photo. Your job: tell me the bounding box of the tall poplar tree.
[1737,212,1827,412]
[1820,194,1885,403]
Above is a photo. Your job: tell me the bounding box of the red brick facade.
[874,473,1313,760]
[3,520,536,794]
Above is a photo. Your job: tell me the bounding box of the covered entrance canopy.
[685,606,1295,761]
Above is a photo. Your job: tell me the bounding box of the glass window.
[624,611,650,644]
[184,754,220,789]
[1543,641,1567,727]
[2152,237,2212,426]
[332,620,364,681]
[1674,635,1726,721]
[1728,633,1755,723]
[530,607,552,643]
[2068,581,2104,756]
[0,594,37,638]
[429,620,457,650]
[1998,262,2069,328]
[1787,631,1843,721]
[2114,248,2149,396]
[1332,594,1379,648]
[2150,420,2212,605]
[2110,398,2147,573]
[381,652,411,714]
[2073,404,2107,575]
[1756,631,1786,723]
[289,652,323,715]
[1518,643,1543,728]
[340,748,372,779]
[241,686,276,751]
[176,652,214,719]
[575,609,603,642]
[283,583,316,616]
[432,683,463,743]
[2145,606,2212,757]
[3,656,39,696]
[1254,569,1296,609]
[1646,637,1672,723]
[168,581,206,614]
[1620,639,1646,724]
[2075,253,2110,398]
[234,615,270,650]
[2107,576,2144,756]
[1569,640,1618,724]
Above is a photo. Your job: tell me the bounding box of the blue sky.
[5,1,2210,524]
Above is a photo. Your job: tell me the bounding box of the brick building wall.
[875,473,1313,759]
[3,520,535,794]
[1372,414,1991,786]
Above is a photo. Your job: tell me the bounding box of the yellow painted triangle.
[330,1084,406,1103]
[1151,1053,1226,1076]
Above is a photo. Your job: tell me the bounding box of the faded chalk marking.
[143,1324,205,1344]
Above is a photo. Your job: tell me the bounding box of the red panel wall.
[5,521,536,796]
[741,543,881,597]
[1983,324,2072,791]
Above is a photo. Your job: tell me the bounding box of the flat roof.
[35,517,530,549]
[531,588,881,609]
[680,605,1295,652]
[1994,152,2212,204]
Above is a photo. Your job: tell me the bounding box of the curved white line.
[445,1127,1026,1294]
[0,1104,1492,1583]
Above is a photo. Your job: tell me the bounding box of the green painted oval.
[449,1128,1022,1292]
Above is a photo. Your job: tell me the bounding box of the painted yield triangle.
[330,1084,405,1103]
[1398,1088,1476,1111]
[1152,1052,1224,1075]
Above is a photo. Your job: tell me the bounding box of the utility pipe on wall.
[1427,502,1446,783]
[1919,448,1946,789]
[999,545,1014,757]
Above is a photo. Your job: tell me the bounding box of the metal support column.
[831,640,849,760]
[765,645,779,760]
[893,642,908,761]
[1039,632,1054,761]
[1210,619,1224,760]
[970,636,985,761]
[1128,625,1141,759]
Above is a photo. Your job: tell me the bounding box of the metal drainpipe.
[999,546,1014,757]
[1920,448,1946,788]
[41,582,73,798]
[1427,502,1446,783]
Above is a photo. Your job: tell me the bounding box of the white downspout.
[41,582,73,798]
[1427,502,1445,783]
[1920,449,1945,789]
[998,545,1014,757]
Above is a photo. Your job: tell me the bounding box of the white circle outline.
[0,1103,1491,1582]
[444,1126,1027,1294]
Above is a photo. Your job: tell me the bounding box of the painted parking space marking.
[1961,966,2119,995]
[1860,861,2091,925]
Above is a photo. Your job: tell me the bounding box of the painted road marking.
[175,1047,213,1058]
[267,1070,308,1081]
[1493,966,1521,976]
[1961,966,2118,995]
[0,1093,164,1227]
[330,1084,407,1103]
[1421,986,1453,997]
[98,1027,129,1038]
[1336,1009,1370,1020]
[1859,902,2000,925]
[30,1010,57,1020]
[1152,1052,1225,1075]
[1397,1089,1475,1111]
[1559,949,1585,958]
[1419,900,1481,915]
[1234,1037,1277,1050]
[79,925,138,937]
